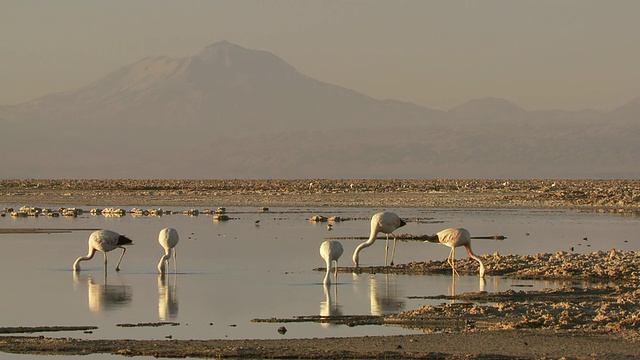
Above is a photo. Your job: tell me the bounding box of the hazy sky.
[2,0,639,111]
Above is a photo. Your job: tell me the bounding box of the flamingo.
[352,211,406,267]
[319,240,344,285]
[424,228,485,278]
[157,228,179,274]
[73,230,133,272]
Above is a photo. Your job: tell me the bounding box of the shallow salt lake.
[0,206,638,341]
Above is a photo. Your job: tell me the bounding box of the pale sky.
[1,0,639,111]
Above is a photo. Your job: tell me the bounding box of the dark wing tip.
[117,235,134,245]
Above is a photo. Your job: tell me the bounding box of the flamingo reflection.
[319,283,343,327]
[72,272,132,312]
[369,274,405,315]
[448,276,486,302]
[158,273,179,320]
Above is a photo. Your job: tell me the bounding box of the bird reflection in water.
[448,276,486,303]
[319,283,342,327]
[158,273,179,320]
[369,274,405,315]
[72,272,132,312]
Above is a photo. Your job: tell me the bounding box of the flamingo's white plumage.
[320,240,344,285]
[73,230,133,272]
[157,228,179,274]
[352,211,406,267]
[424,228,485,278]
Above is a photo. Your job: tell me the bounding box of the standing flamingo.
[320,240,344,285]
[73,230,133,272]
[157,228,179,274]
[424,228,485,278]
[352,211,406,267]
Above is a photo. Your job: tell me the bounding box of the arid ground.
[1,179,639,359]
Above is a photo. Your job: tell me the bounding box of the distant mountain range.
[1,41,639,179]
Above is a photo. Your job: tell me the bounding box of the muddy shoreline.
[1,179,640,359]
[2,329,639,359]
[2,178,639,210]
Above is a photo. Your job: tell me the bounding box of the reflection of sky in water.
[0,206,638,340]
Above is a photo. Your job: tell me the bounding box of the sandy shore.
[1,330,639,359]
[2,178,639,210]
[1,179,639,359]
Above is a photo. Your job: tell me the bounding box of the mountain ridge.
[0,41,638,179]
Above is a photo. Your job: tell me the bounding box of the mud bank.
[2,179,639,210]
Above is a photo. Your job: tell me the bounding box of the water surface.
[1,206,638,341]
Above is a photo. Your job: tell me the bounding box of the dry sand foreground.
[1,179,640,359]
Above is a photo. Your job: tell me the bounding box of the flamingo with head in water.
[352,211,406,267]
[73,230,133,272]
[320,240,344,285]
[424,227,485,278]
[158,228,179,274]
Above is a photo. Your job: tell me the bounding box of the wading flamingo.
[353,212,406,267]
[73,230,133,272]
[424,228,485,278]
[158,228,179,274]
[320,240,344,285]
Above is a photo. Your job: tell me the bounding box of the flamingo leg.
[447,247,460,277]
[384,234,390,266]
[115,246,127,272]
[390,234,397,266]
[103,252,108,273]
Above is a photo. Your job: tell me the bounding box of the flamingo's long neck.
[73,247,97,271]
[352,229,378,266]
[157,249,173,274]
[323,257,333,285]
[465,245,485,278]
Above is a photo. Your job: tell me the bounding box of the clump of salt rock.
[398,250,640,281]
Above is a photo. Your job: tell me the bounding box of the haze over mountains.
[1,41,639,179]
